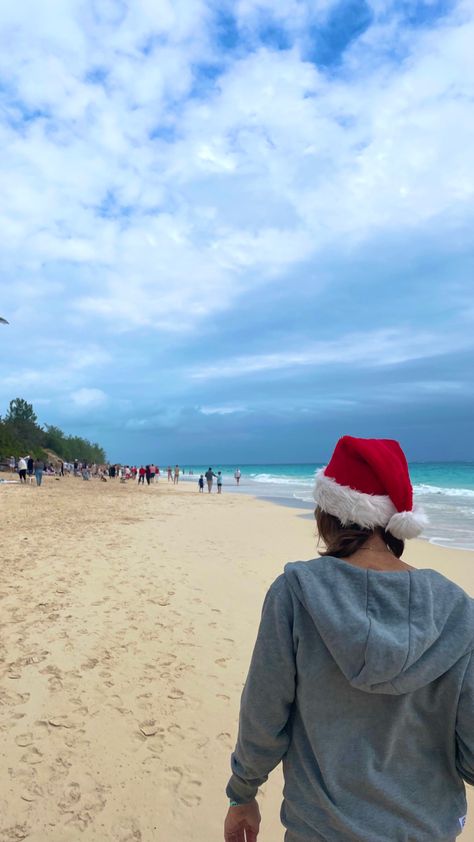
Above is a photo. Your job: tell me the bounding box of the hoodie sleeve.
[456,650,474,786]
[226,574,296,804]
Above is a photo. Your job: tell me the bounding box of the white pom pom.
[387,506,429,540]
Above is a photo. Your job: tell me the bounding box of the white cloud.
[0,0,472,334]
[190,327,474,380]
[70,388,108,408]
[199,404,248,414]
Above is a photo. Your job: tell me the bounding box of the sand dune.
[1,476,473,841]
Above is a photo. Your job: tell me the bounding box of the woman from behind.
[224,436,474,842]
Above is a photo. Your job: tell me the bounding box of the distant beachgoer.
[217,471,223,493]
[156,466,160,480]
[18,456,27,483]
[234,468,241,485]
[223,436,474,842]
[34,458,45,486]
[205,467,216,493]
[198,474,204,492]
[59,461,64,476]
[167,466,172,482]
[173,465,180,485]
[9,456,15,473]
[82,464,90,480]
[138,466,145,485]
[26,455,34,477]
[149,464,156,482]
[145,465,152,486]
[73,459,79,477]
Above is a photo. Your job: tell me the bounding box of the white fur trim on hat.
[313,469,428,538]
[386,506,429,540]
[313,469,396,529]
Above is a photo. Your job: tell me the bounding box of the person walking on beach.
[224,436,474,842]
[26,455,34,483]
[217,471,223,493]
[173,465,180,484]
[34,458,45,486]
[145,465,152,486]
[234,468,241,485]
[205,467,216,493]
[138,466,145,485]
[167,466,172,482]
[18,456,27,483]
[198,474,204,493]
[9,455,16,473]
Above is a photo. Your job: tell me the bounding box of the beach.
[1,477,473,842]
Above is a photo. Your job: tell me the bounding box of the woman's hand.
[224,799,261,841]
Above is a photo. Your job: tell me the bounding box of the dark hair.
[315,508,404,559]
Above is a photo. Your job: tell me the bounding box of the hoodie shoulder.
[282,556,474,695]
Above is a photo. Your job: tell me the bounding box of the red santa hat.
[313,436,428,539]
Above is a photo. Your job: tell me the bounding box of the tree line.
[0,398,106,464]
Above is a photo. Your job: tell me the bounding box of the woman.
[224,436,474,842]
[34,457,45,486]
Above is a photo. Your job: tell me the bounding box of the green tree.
[1,398,107,464]
[6,398,38,425]
[4,397,42,451]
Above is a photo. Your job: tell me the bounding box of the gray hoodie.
[226,556,474,842]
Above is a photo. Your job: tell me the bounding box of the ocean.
[181,463,474,551]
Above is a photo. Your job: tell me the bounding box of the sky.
[1,0,473,464]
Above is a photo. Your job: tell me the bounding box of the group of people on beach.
[5,455,243,494]
[12,455,48,486]
[197,467,240,492]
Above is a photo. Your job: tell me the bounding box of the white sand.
[1,477,473,841]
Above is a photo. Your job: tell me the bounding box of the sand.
[1,476,473,842]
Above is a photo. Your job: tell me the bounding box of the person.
[27,455,34,481]
[198,474,204,493]
[167,466,172,482]
[81,463,90,480]
[73,459,79,477]
[217,471,223,493]
[34,458,45,486]
[224,436,474,842]
[234,468,241,485]
[58,461,64,476]
[138,466,146,485]
[205,467,216,493]
[149,464,156,482]
[18,456,27,483]
[9,455,15,473]
[145,465,152,486]
[173,465,180,485]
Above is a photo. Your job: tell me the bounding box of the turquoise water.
[181,463,474,550]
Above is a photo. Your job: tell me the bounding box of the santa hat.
[313,436,428,539]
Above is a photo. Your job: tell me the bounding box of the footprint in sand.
[113,819,142,841]
[1,823,30,840]
[215,658,230,668]
[168,689,184,700]
[21,746,44,765]
[179,778,202,808]
[216,694,230,701]
[15,733,34,747]
[217,732,233,748]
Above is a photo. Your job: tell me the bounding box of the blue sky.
[1,0,473,464]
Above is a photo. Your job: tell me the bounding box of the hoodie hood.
[284,556,474,695]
